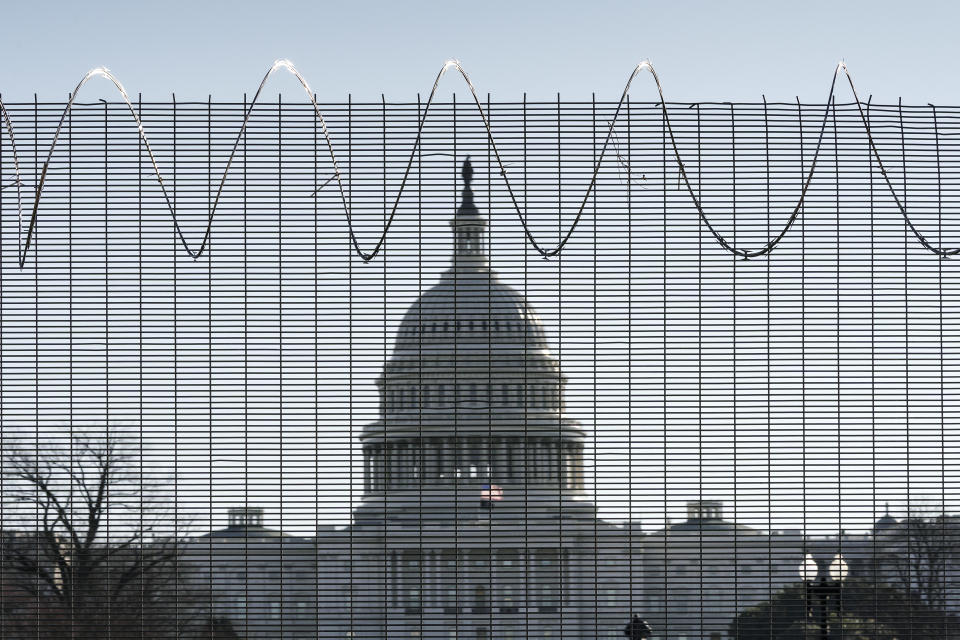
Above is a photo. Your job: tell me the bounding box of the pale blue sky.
[2,0,958,103]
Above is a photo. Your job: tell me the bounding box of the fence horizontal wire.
[0,99,958,639]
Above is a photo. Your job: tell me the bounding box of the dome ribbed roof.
[387,268,553,374]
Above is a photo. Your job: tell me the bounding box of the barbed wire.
[0,59,955,268]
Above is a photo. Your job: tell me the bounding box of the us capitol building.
[344,157,627,639]
[182,160,895,639]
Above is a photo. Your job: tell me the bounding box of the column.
[547,441,556,483]
[519,439,529,484]
[435,439,445,481]
[411,441,420,484]
[525,440,534,483]
[479,438,489,478]
[575,444,584,489]
[449,438,460,482]
[397,442,407,487]
[423,550,432,607]
[495,438,508,481]
[424,439,436,481]
[507,437,527,483]
[559,443,568,488]
[439,439,451,481]
[379,445,387,490]
[548,441,557,483]
[377,446,384,490]
[387,551,395,608]
[553,441,561,484]
[458,438,470,480]
[386,444,395,490]
[394,443,403,488]
[379,446,386,491]
[471,439,481,479]
[540,440,549,482]
[512,442,519,484]
[410,440,419,482]
[532,440,543,483]
[536,440,546,482]
[404,441,413,486]
[362,448,370,493]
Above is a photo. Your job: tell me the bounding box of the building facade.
[637,501,805,640]
[179,160,932,639]
[182,507,328,638]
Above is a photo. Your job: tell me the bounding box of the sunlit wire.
[0,59,956,268]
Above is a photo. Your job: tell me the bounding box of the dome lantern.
[450,156,487,269]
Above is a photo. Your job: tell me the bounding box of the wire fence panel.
[0,96,958,639]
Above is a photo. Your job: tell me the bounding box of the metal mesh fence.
[0,95,958,639]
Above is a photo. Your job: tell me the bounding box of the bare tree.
[0,429,201,638]
[879,505,960,612]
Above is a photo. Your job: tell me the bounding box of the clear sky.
[2,0,959,104]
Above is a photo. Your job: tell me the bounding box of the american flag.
[480,484,503,501]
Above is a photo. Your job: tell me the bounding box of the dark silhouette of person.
[624,614,653,640]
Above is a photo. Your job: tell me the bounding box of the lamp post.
[624,613,653,640]
[798,553,847,640]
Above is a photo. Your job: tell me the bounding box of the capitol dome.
[365,157,577,439]
[356,158,592,524]
[389,152,547,365]
[873,503,899,535]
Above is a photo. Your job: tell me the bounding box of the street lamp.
[624,613,653,640]
[797,552,847,640]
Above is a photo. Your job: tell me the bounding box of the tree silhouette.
[729,578,959,640]
[0,429,202,638]
[878,512,960,611]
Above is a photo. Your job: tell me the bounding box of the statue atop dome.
[451,156,487,269]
